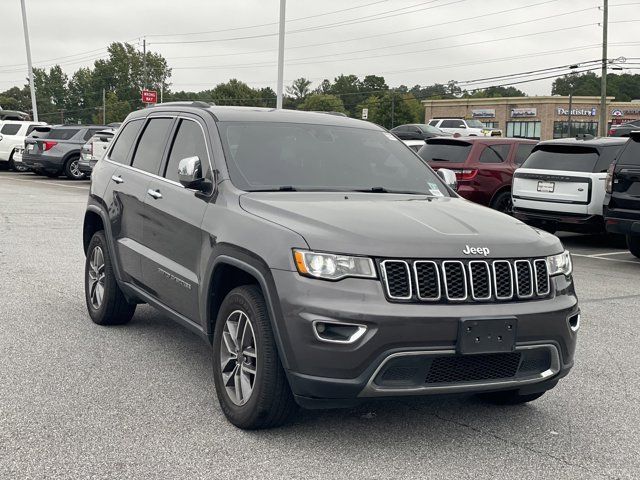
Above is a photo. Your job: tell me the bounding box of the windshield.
[218,121,450,196]
[418,140,473,163]
[466,120,486,129]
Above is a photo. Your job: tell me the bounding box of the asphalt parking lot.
[1,170,639,479]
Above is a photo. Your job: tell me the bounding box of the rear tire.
[627,235,640,259]
[477,389,545,405]
[85,231,136,326]
[212,285,297,429]
[64,155,85,180]
[490,190,513,215]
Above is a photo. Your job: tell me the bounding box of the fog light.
[313,321,367,344]
[568,313,580,332]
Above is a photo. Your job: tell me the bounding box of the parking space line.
[589,251,630,257]
[0,176,89,190]
[572,253,640,264]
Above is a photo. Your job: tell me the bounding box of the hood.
[239,193,562,259]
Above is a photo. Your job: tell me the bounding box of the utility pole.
[391,91,395,129]
[276,0,286,109]
[567,65,578,138]
[600,0,608,136]
[102,88,106,124]
[20,0,38,122]
[142,38,147,90]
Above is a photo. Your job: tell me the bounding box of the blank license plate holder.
[457,317,517,355]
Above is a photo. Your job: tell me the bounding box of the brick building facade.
[422,96,640,140]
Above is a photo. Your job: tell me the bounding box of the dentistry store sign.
[557,107,597,116]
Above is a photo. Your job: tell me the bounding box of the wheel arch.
[204,247,291,370]
[490,185,512,207]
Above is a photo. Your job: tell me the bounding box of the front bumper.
[513,207,604,233]
[271,270,578,407]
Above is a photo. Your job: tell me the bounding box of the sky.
[1,0,639,97]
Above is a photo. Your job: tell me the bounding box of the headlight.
[293,249,376,280]
[547,250,572,276]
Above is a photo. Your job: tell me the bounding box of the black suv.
[22,125,106,179]
[83,103,579,429]
[605,132,640,256]
[609,120,640,137]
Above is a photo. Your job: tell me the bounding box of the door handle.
[147,189,162,199]
[111,175,124,184]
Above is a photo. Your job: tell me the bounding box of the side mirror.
[178,156,204,189]
[437,168,458,192]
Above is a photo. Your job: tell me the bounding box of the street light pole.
[567,65,578,138]
[20,0,38,122]
[600,0,608,136]
[276,0,286,109]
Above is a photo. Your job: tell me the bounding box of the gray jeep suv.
[83,102,579,429]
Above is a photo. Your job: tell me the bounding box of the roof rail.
[574,134,595,140]
[150,101,214,108]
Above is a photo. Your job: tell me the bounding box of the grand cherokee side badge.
[462,245,490,256]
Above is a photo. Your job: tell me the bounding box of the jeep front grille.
[380,258,550,303]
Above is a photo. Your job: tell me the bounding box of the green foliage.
[463,86,527,98]
[357,91,422,129]
[298,94,346,113]
[286,77,312,101]
[551,72,640,101]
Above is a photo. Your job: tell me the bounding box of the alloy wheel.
[87,246,106,309]
[220,310,258,406]
[69,159,84,179]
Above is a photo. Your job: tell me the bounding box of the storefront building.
[422,96,640,140]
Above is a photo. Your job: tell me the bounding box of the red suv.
[417,137,537,213]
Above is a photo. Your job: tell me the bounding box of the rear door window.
[131,118,174,175]
[48,128,80,140]
[441,120,464,129]
[514,143,535,166]
[479,144,510,164]
[418,140,472,163]
[1,124,21,135]
[522,146,600,172]
[109,119,144,165]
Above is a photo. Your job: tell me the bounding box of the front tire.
[64,155,85,180]
[491,190,513,215]
[85,231,136,325]
[477,389,545,405]
[212,285,297,429]
[627,235,640,259]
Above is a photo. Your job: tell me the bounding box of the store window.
[482,122,499,129]
[506,121,541,140]
[553,121,598,139]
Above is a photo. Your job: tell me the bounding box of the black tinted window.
[441,120,464,129]
[522,146,600,172]
[514,143,535,165]
[593,145,624,172]
[48,128,80,140]
[83,128,102,141]
[1,124,21,135]
[165,119,208,182]
[418,141,472,163]
[109,119,143,165]
[479,144,510,164]
[617,137,640,166]
[218,121,449,196]
[131,118,173,174]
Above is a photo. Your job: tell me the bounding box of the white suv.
[0,120,47,170]
[512,137,627,234]
[428,118,502,137]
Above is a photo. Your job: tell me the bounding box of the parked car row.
[0,119,117,179]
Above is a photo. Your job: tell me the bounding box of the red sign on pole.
[141,89,157,104]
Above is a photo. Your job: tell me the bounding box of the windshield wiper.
[249,186,297,192]
[352,187,427,195]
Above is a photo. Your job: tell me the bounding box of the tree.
[298,94,346,113]
[286,77,312,100]
[357,91,421,129]
[464,86,527,98]
[552,72,600,97]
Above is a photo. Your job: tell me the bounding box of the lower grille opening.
[425,352,521,384]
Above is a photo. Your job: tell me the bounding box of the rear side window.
[48,128,80,140]
[441,120,464,129]
[593,145,624,172]
[164,119,208,182]
[617,137,640,166]
[522,146,600,172]
[131,118,173,175]
[418,141,473,163]
[26,125,39,135]
[514,143,535,166]
[109,119,143,164]
[479,144,510,164]
[83,128,102,141]
[1,124,21,135]
[428,120,439,127]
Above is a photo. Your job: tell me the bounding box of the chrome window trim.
[360,344,561,397]
[413,260,441,301]
[514,260,534,299]
[442,260,467,301]
[533,259,551,296]
[103,115,215,191]
[380,260,412,300]
[468,260,492,301]
[492,260,514,300]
